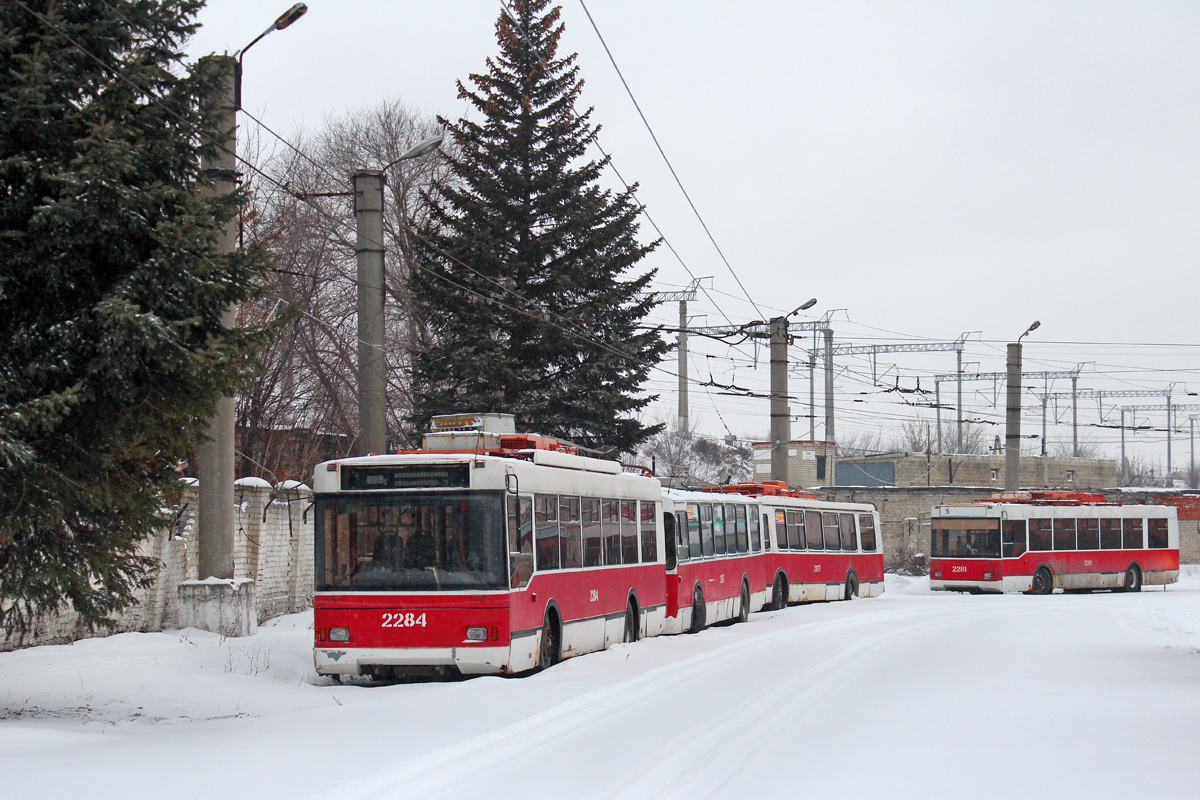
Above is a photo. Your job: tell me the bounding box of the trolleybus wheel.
[1031,566,1053,595]
[622,599,639,643]
[737,580,750,623]
[844,572,859,600]
[1122,565,1142,593]
[772,573,788,611]
[539,613,561,668]
[690,586,706,633]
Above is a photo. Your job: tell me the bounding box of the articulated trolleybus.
[312,414,885,679]
[929,491,1179,594]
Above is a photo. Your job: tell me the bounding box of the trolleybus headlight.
[984,572,994,579]
[329,628,350,642]
[933,571,942,578]
[466,627,488,641]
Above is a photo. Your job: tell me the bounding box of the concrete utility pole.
[353,135,443,457]
[1071,375,1079,457]
[823,327,835,443]
[1120,409,1127,485]
[647,282,700,427]
[808,348,816,441]
[769,316,790,484]
[196,55,238,581]
[956,347,964,453]
[354,169,386,456]
[1005,321,1040,491]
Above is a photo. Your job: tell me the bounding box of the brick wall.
[751,440,837,487]
[2,479,314,652]
[836,453,1116,490]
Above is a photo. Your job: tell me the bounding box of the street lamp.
[1003,320,1039,491]
[234,3,309,109]
[354,135,445,456]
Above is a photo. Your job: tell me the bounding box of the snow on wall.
[1,481,314,652]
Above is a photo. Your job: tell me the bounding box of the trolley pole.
[196,55,238,581]
[769,316,790,484]
[354,169,387,456]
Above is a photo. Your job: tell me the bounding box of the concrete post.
[1004,342,1022,491]
[1041,393,1049,487]
[1167,394,1173,476]
[769,317,790,484]
[935,380,942,453]
[678,299,688,426]
[354,170,387,456]
[1071,375,1078,457]
[808,349,816,442]
[197,55,237,581]
[956,348,963,453]
[823,327,835,443]
[1120,409,1127,485]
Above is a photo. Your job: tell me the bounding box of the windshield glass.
[931,518,1000,558]
[315,491,506,591]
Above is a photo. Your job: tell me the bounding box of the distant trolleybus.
[929,491,1179,594]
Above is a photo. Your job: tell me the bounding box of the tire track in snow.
[307,601,983,800]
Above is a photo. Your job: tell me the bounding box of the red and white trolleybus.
[661,483,884,633]
[929,491,1180,594]
[312,414,666,679]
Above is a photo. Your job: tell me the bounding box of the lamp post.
[196,5,307,583]
[1004,320,1039,491]
[354,134,445,456]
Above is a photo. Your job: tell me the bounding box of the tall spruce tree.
[0,1,269,635]
[411,0,668,454]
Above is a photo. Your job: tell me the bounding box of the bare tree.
[1051,435,1107,460]
[234,101,452,482]
[635,417,752,485]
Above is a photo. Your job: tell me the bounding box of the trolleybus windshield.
[315,490,506,591]
[931,517,1001,558]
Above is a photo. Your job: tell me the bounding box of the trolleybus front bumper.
[315,645,509,676]
[930,575,1032,593]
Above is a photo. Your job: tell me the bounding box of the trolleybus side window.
[1002,519,1026,557]
[713,504,726,555]
[762,513,771,551]
[582,498,602,568]
[622,500,640,564]
[749,505,762,552]
[1053,518,1077,551]
[1077,518,1099,550]
[535,494,560,570]
[786,510,805,550]
[687,504,703,559]
[602,499,621,565]
[641,501,658,562]
[1122,518,1143,549]
[859,514,877,552]
[823,513,842,551]
[839,513,857,551]
[1100,519,1122,549]
[735,504,749,553]
[805,510,823,550]
[700,503,715,557]
[1028,518,1052,551]
[673,511,689,563]
[560,496,583,569]
[508,495,534,588]
[1148,518,1168,549]
[774,509,786,550]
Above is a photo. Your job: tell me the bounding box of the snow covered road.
[5,574,1200,799]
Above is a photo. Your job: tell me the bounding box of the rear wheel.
[1123,565,1142,593]
[622,599,639,643]
[844,572,859,600]
[737,580,750,623]
[690,586,706,633]
[1030,566,1053,595]
[539,614,561,668]
[772,573,789,610]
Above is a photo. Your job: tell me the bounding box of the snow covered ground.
[5,573,1200,799]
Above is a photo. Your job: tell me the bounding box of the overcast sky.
[188,1,1200,470]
